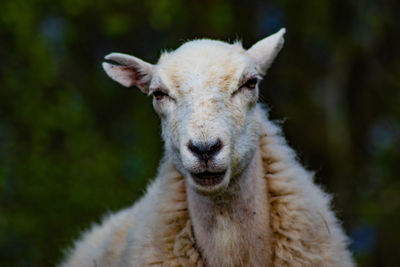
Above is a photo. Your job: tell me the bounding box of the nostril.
[209,139,223,154]
[187,139,223,161]
[188,141,202,156]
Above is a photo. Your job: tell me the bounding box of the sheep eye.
[242,78,258,89]
[232,77,259,97]
[152,90,169,100]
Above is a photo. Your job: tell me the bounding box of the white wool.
[60,29,354,266]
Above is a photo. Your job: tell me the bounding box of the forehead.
[153,40,253,92]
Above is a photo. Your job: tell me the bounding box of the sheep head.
[103,29,285,196]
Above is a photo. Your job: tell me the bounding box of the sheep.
[60,28,355,267]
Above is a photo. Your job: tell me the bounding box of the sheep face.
[102,29,285,196]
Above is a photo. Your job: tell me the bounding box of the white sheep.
[60,29,354,266]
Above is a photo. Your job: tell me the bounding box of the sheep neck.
[185,147,272,266]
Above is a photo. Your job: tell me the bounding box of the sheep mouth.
[190,171,226,186]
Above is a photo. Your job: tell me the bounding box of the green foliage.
[0,0,399,266]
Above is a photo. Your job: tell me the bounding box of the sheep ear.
[247,28,286,75]
[102,53,154,93]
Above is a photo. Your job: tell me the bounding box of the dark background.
[1,0,399,266]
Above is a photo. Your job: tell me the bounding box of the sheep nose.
[188,139,223,161]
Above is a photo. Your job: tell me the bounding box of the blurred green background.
[1,0,399,266]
